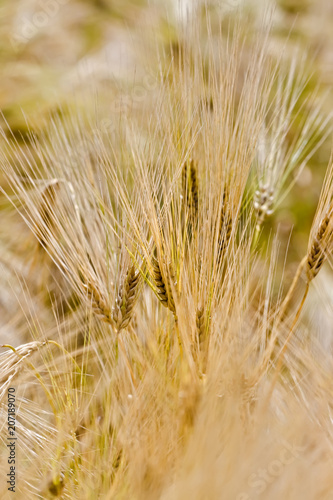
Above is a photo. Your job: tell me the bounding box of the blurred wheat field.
[1,1,333,499]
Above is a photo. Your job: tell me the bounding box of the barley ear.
[196,306,208,372]
[217,190,232,264]
[254,184,274,228]
[79,271,114,325]
[196,307,206,346]
[151,257,176,315]
[112,264,141,332]
[182,158,199,224]
[307,201,333,281]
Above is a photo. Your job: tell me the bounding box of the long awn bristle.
[37,179,60,248]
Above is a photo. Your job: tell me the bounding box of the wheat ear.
[151,257,176,315]
[79,272,114,325]
[195,306,209,372]
[217,191,232,264]
[182,159,199,223]
[254,183,274,228]
[306,201,333,281]
[112,264,141,332]
[196,307,206,347]
[0,341,48,396]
